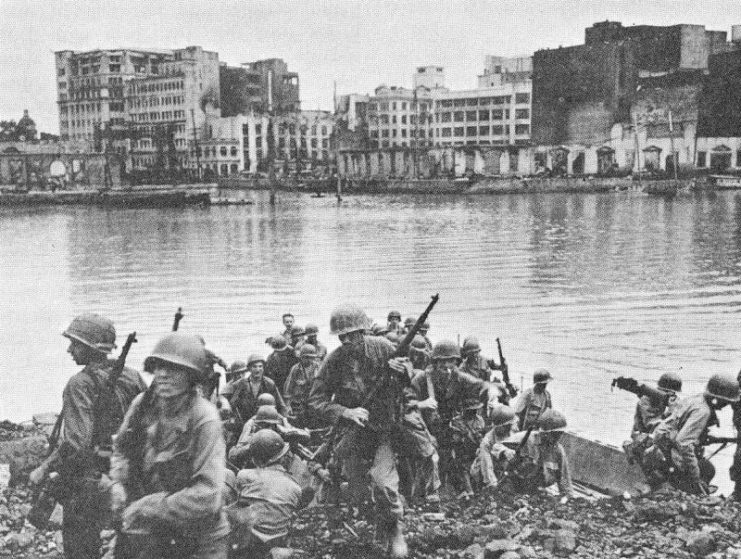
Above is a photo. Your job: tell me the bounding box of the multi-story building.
[126,46,220,172]
[366,85,436,149]
[199,109,334,177]
[55,48,172,143]
[478,56,532,88]
[220,58,300,116]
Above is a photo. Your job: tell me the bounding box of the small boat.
[210,197,254,206]
[709,175,741,189]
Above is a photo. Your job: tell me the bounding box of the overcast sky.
[3,0,741,134]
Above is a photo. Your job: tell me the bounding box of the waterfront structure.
[55,48,173,143]
[530,20,740,175]
[366,85,437,150]
[220,59,300,116]
[126,46,220,174]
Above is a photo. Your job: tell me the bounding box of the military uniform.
[265,347,298,393]
[283,361,319,424]
[229,376,286,422]
[111,392,229,559]
[471,427,516,488]
[308,335,405,521]
[519,435,574,498]
[58,361,145,559]
[514,387,552,431]
[448,410,486,496]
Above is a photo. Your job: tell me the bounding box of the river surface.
[2,190,741,456]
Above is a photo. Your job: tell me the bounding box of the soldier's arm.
[110,392,144,487]
[131,413,225,525]
[61,375,96,452]
[283,366,297,408]
[477,429,499,487]
[307,355,347,424]
[674,407,711,480]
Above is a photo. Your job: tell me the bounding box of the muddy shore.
[4,421,741,559]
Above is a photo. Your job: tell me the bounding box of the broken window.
[515,124,529,135]
[492,110,503,120]
[441,112,452,123]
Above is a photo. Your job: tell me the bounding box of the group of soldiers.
[28,304,741,559]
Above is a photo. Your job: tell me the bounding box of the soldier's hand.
[110,482,128,521]
[29,465,47,486]
[342,407,369,427]
[388,357,413,379]
[417,398,438,411]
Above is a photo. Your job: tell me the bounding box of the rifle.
[612,377,676,408]
[705,435,738,445]
[172,307,184,332]
[496,338,518,398]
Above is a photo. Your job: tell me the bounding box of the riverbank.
[219,176,705,196]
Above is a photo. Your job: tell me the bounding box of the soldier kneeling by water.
[642,373,739,495]
[110,333,229,559]
[228,429,314,559]
[471,405,518,490]
[508,410,574,502]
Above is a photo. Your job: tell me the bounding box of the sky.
[2,0,741,135]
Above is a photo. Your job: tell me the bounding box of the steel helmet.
[489,405,516,427]
[421,321,430,331]
[463,398,483,410]
[269,335,287,349]
[657,372,682,393]
[247,354,266,367]
[249,429,289,466]
[404,317,417,327]
[371,323,388,336]
[256,393,276,407]
[461,336,481,356]
[254,405,283,425]
[410,335,429,353]
[230,360,249,375]
[299,344,317,358]
[63,314,116,353]
[705,373,741,403]
[537,409,567,432]
[387,310,401,321]
[430,340,461,362]
[533,369,553,384]
[305,324,319,335]
[143,333,209,380]
[290,325,306,338]
[329,304,371,336]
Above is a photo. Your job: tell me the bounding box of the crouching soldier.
[228,430,314,559]
[110,332,229,559]
[449,398,487,500]
[508,410,574,502]
[30,314,145,559]
[646,373,739,495]
[471,405,518,490]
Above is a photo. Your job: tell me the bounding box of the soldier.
[110,332,229,559]
[284,344,320,426]
[281,313,295,342]
[459,336,509,405]
[228,405,307,469]
[471,405,518,490]
[517,409,574,501]
[30,314,145,559]
[732,369,741,500]
[222,360,249,400]
[410,340,489,491]
[449,398,487,499]
[402,317,416,337]
[418,321,433,351]
[387,310,404,337]
[289,325,307,358]
[230,430,314,558]
[265,335,298,393]
[515,369,553,431]
[307,303,414,558]
[648,373,740,495]
[304,324,327,362]
[408,335,430,374]
[230,354,286,424]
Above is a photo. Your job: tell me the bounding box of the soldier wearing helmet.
[630,372,682,441]
[521,410,574,500]
[459,336,509,406]
[231,429,314,557]
[649,373,740,495]
[289,325,307,357]
[387,310,404,337]
[402,316,416,337]
[410,340,489,493]
[265,335,298,394]
[110,332,230,558]
[229,354,286,427]
[307,303,416,558]
[472,405,518,489]
[448,398,487,500]
[304,324,327,361]
[418,321,433,351]
[228,405,293,468]
[283,344,320,426]
[515,369,554,431]
[30,314,145,559]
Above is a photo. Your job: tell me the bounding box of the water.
[2,190,741,456]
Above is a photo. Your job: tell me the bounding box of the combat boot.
[388,520,408,559]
